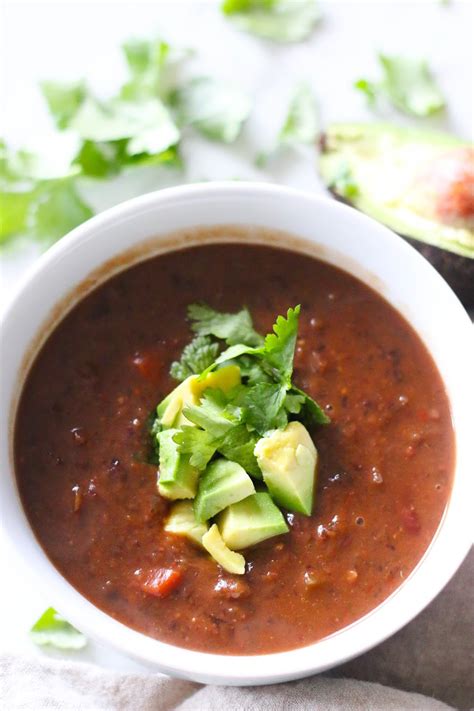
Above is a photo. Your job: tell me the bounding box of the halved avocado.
[319,123,474,305]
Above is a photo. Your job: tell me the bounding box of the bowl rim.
[1,181,473,685]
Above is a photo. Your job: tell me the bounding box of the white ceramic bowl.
[1,183,473,685]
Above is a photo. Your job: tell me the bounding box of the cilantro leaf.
[40,80,87,129]
[188,303,264,347]
[170,336,220,381]
[353,79,378,107]
[171,77,251,143]
[73,139,127,178]
[279,84,319,147]
[30,607,87,650]
[173,426,217,470]
[242,382,287,433]
[355,54,445,117]
[183,388,240,437]
[0,143,93,246]
[237,354,272,385]
[70,97,180,156]
[217,424,261,478]
[263,305,300,385]
[0,190,34,243]
[290,386,330,425]
[120,38,187,101]
[31,179,94,244]
[221,0,320,43]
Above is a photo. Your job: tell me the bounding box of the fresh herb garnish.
[256,84,319,166]
[188,303,264,347]
[152,304,328,573]
[170,77,251,144]
[355,54,445,117]
[279,84,320,147]
[170,335,220,382]
[0,142,93,247]
[152,303,328,467]
[1,35,251,248]
[30,608,87,650]
[221,0,321,44]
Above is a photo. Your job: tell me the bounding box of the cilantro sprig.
[152,303,329,478]
[30,607,87,650]
[355,54,445,118]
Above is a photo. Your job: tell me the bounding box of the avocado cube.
[194,458,255,522]
[218,492,289,550]
[202,523,246,575]
[157,429,199,500]
[254,421,318,516]
[164,501,208,547]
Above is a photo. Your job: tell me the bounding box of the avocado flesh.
[164,501,208,547]
[194,458,256,522]
[218,492,289,550]
[254,421,318,516]
[157,429,199,500]
[202,524,246,575]
[319,123,474,260]
[157,365,241,429]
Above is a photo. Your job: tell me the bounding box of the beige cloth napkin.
[1,549,472,711]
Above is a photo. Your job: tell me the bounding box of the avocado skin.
[327,186,474,307]
[319,125,474,307]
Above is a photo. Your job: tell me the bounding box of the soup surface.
[15,240,454,654]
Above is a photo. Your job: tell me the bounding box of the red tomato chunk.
[140,568,183,598]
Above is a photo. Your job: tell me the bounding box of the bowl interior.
[1,183,472,684]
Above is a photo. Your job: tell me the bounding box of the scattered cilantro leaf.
[221,0,320,43]
[263,305,300,385]
[70,97,180,156]
[279,84,319,146]
[40,80,87,129]
[355,54,445,117]
[30,607,87,650]
[120,38,188,101]
[73,139,128,178]
[353,78,378,106]
[171,77,251,143]
[31,179,94,244]
[0,190,34,242]
[173,426,217,470]
[328,162,359,200]
[0,143,93,246]
[188,303,264,347]
[170,336,220,381]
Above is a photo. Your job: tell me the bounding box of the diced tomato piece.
[132,352,163,382]
[140,568,183,598]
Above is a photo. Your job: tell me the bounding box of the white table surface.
[1,0,472,674]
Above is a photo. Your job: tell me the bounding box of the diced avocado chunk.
[164,501,208,547]
[202,524,246,575]
[157,365,241,429]
[157,429,199,500]
[194,458,255,522]
[218,492,289,550]
[254,421,317,516]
